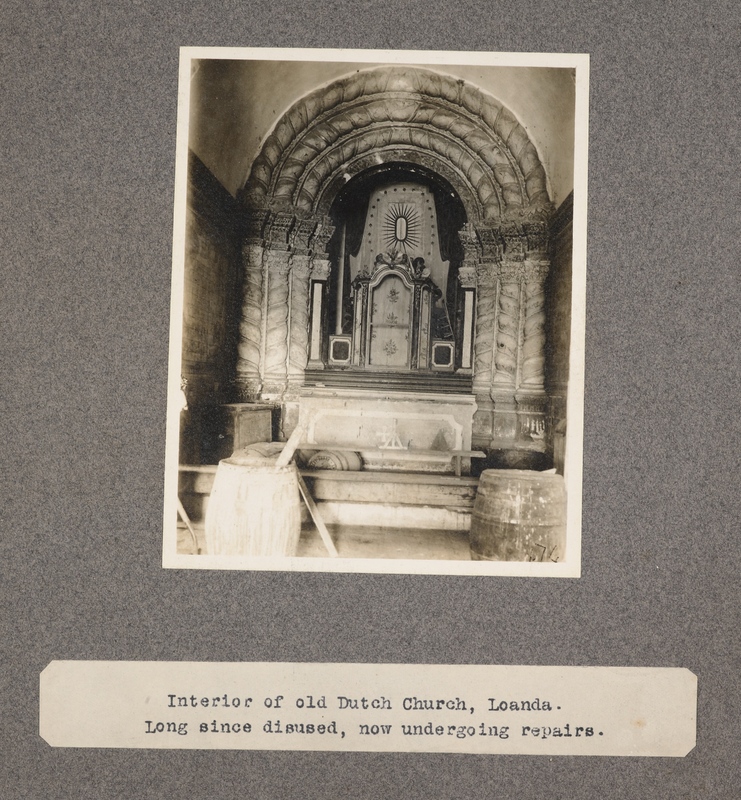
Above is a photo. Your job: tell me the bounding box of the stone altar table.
[297,388,478,474]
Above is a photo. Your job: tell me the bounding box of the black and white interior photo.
[163,48,588,575]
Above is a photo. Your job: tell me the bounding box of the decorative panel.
[368,275,412,368]
[348,182,449,292]
[431,341,455,371]
[328,335,353,365]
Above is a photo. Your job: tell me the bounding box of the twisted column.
[520,261,550,390]
[236,241,264,398]
[287,254,312,382]
[492,261,522,388]
[262,248,292,396]
[472,262,496,395]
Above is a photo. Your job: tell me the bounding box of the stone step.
[179,465,478,529]
[302,470,477,507]
[302,470,477,530]
[314,501,471,531]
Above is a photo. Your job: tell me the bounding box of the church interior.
[174,57,576,563]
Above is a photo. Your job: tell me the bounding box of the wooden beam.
[176,498,200,554]
[297,473,339,558]
[275,420,308,468]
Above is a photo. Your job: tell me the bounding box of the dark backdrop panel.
[1,1,738,797]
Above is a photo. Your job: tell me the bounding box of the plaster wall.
[181,153,242,462]
[545,193,573,472]
[545,194,573,397]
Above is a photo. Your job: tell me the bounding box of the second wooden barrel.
[470,469,566,562]
[205,457,301,557]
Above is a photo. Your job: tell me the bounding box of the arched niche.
[235,65,555,452]
[321,163,467,373]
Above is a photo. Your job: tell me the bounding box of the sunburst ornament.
[383,203,421,253]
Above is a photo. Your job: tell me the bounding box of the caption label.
[40,661,696,756]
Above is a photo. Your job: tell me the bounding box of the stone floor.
[177,521,471,561]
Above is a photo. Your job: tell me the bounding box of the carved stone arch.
[278,103,513,220]
[242,66,551,224]
[312,146,485,221]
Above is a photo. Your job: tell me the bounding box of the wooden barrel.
[204,457,301,557]
[470,469,566,562]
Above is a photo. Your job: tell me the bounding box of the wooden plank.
[176,498,201,554]
[297,444,362,452]
[298,443,485,458]
[275,420,308,467]
[297,473,339,558]
[299,469,480,486]
[305,476,477,507]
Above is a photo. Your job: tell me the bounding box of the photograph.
[163,47,589,576]
[6,1,739,794]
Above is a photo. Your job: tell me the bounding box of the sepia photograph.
[163,47,589,575]
[5,0,739,793]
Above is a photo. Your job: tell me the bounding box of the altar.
[296,388,478,475]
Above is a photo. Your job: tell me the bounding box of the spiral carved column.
[287,254,312,384]
[236,241,265,400]
[520,260,550,390]
[262,249,292,398]
[472,262,496,396]
[492,262,521,389]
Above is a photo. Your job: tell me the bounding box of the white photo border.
[163,47,590,577]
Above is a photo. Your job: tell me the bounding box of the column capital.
[522,220,550,257]
[310,215,335,255]
[266,211,294,250]
[523,258,551,282]
[241,239,264,264]
[474,225,503,261]
[263,248,292,276]
[290,217,318,255]
[474,261,497,287]
[499,222,527,262]
[311,257,331,281]
[484,214,551,263]
[458,264,478,289]
[457,222,481,263]
[498,260,528,282]
[290,252,312,279]
[243,209,269,244]
[498,258,551,283]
